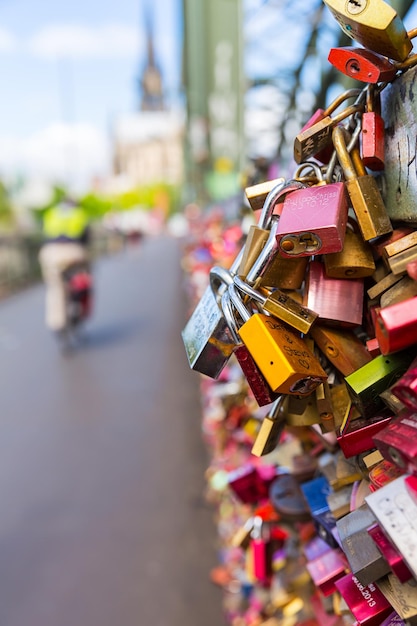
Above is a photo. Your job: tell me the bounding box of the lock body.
[238,314,327,395]
[337,413,393,457]
[391,358,417,410]
[234,345,280,407]
[304,260,364,327]
[361,111,385,171]
[333,127,392,241]
[276,183,348,257]
[373,412,417,474]
[324,223,376,279]
[322,0,412,62]
[327,46,397,83]
[375,295,417,355]
[251,403,285,457]
[181,285,234,378]
[345,352,414,418]
[294,104,361,164]
[311,324,372,376]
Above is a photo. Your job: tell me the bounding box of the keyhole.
[346,59,361,75]
[347,0,367,15]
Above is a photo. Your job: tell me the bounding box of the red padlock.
[375,295,417,354]
[361,85,385,171]
[327,46,397,83]
[220,288,280,407]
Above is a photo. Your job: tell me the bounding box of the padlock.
[227,463,269,504]
[304,260,364,327]
[316,382,335,432]
[269,473,312,522]
[282,394,321,427]
[276,164,349,258]
[375,295,417,355]
[382,230,417,275]
[244,177,286,211]
[345,351,414,417]
[361,84,385,171]
[379,275,417,308]
[367,523,413,584]
[391,356,417,411]
[228,283,327,395]
[220,288,280,407]
[296,88,362,164]
[336,504,391,587]
[181,247,244,378]
[294,102,363,164]
[327,46,398,83]
[333,126,393,241]
[250,516,272,584]
[251,396,286,457]
[322,0,413,62]
[373,411,417,474]
[323,217,376,279]
[233,275,318,335]
[337,412,393,457]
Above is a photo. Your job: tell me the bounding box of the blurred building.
[112,11,184,188]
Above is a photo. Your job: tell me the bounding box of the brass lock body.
[324,218,376,279]
[322,0,412,62]
[333,126,392,241]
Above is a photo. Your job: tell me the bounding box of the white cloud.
[0,28,17,52]
[29,23,141,59]
[0,122,111,191]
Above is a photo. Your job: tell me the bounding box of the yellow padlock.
[228,284,327,395]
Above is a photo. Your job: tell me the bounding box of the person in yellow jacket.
[39,197,91,333]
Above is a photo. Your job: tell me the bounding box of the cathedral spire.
[139,4,165,111]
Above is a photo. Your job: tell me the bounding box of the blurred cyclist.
[39,197,90,335]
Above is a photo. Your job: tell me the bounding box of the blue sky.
[0,0,183,191]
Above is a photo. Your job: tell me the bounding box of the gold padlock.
[244,177,285,212]
[251,396,286,457]
[322,0,412,62]
[324,217,376,279]
[380,275,417,308]
[294,103,363,164]
[234,275,318,335]
[333,126,392,241]
[282,394,321,427]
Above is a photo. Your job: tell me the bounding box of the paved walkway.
[0,236,225,626]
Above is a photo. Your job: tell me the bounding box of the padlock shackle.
[266,395,285,421]
[209,265,233,300]
[246,216,279,284]
[209,247,245,300]
[228,283,252,324]
[234,275,266,306]
[332,126,357,181]
[294,161,324,184]
[324,88,363,117]
[220,290,241,345]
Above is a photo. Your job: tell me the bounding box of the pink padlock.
[304,260,364,327]
[276,174,348,258]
